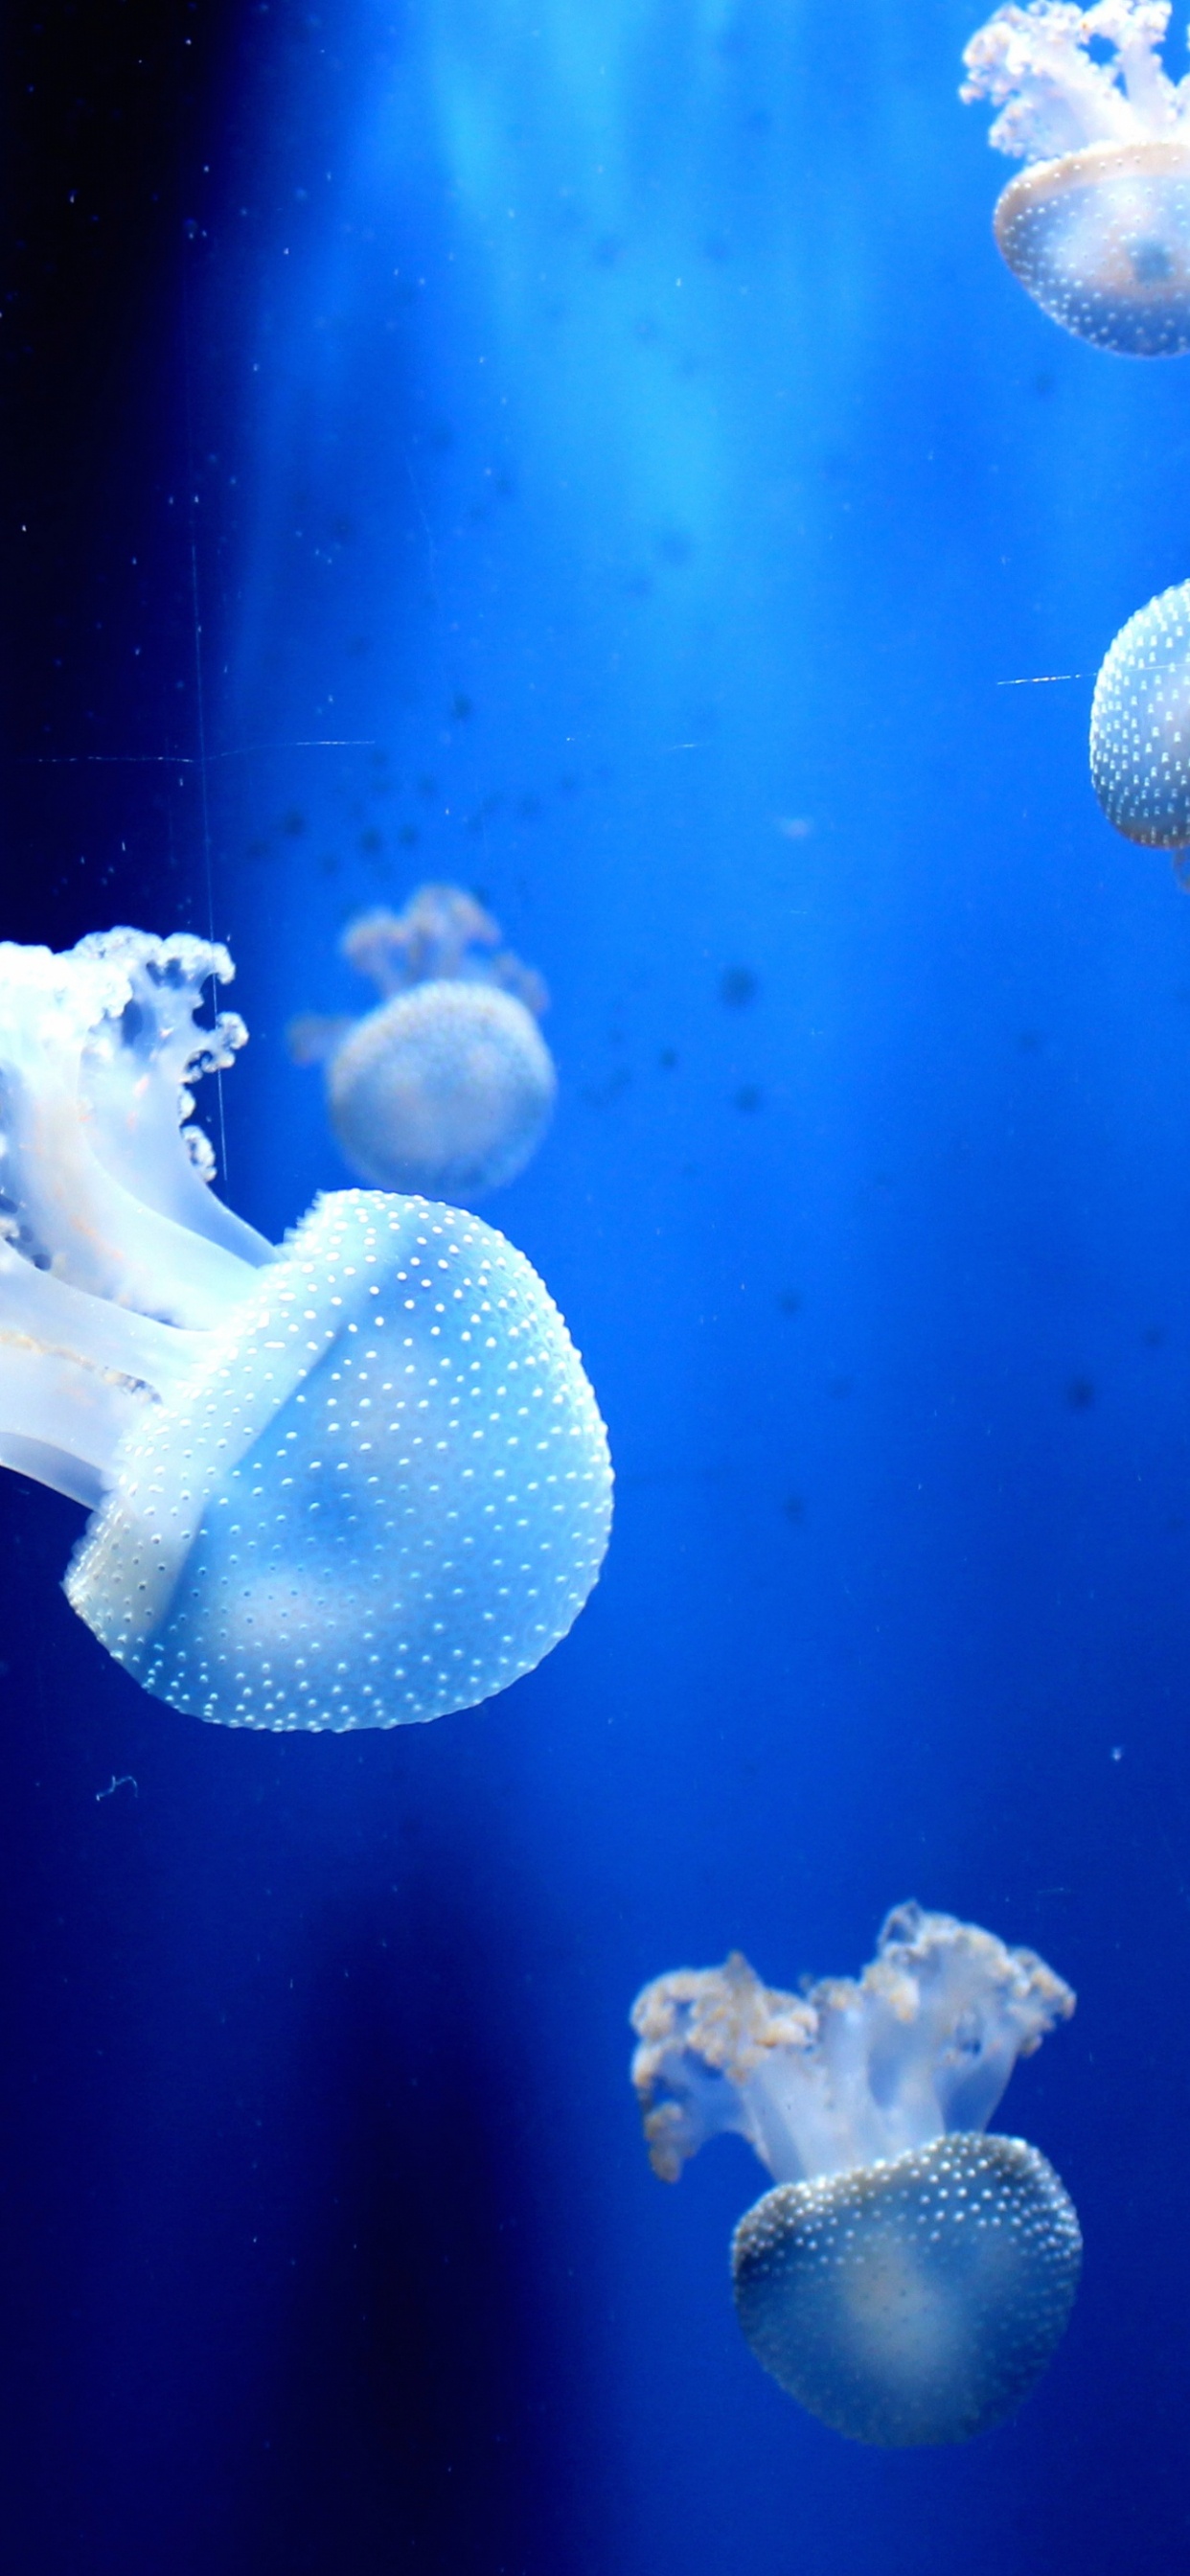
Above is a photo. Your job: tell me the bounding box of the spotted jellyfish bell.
[289,886,558,1200]
[962,0,1190,354]
[0,928,611,1730]
[732,2132,1080,2450]
[630,1904,1081,2447]
[1089,577,1190,857]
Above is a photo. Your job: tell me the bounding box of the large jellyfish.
[962,0,1190,353]
[0,927,611,1730]
[289,886,558,1199]
[1089,576,1190,847]
[630,1904,1080,2447]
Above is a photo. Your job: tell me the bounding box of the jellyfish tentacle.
[0,934,265,1327]
[286,1012,355,1067]
[340,887,503,996]
[631,1904,1075,2184]
[962,0,1183,159]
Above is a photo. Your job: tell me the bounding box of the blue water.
[5,0,1190,2566]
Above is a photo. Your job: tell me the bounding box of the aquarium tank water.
[2,0,1188,2568]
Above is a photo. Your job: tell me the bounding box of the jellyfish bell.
[326,978,557,1198]
[963,0,1190,353]
[67,1188,609,1731]
[0,927,611,1730]
[291,886,557,1201]
[733,2134,1082,2448]
[630,1905,1080,2448]
[995,138,1190,353]
[1089,577,1190,846]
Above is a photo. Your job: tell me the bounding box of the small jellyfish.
[0,928,611,1730]
[1089,577,1190,846]
[962,0,1190,354]
[290,886,557,1199]
[630,1904,1080,2447]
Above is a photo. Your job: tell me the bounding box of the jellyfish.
[630,1904,1081,2447]
[0,927,611,1730]
[1089,576,1190,849]
[289,886,558,1199]
[961,0,1190,354]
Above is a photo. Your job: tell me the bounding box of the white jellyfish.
[962,0,1190,353]
[630,1904,1081,2447]
[1089,576,1190,848]
[0,927,611,1730]
[289,886,558,1199]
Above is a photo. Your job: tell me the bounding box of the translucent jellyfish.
[962,1,1190,353]
[0,928,611,1730]
[1089,577,1190,846]
[630,1904,1080,2447]
[290,886,558,1199]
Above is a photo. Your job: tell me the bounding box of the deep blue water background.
[4,0,1190,2567]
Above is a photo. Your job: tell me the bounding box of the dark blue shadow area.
[0,1488,612,2573]
[5,0,1190,2570]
